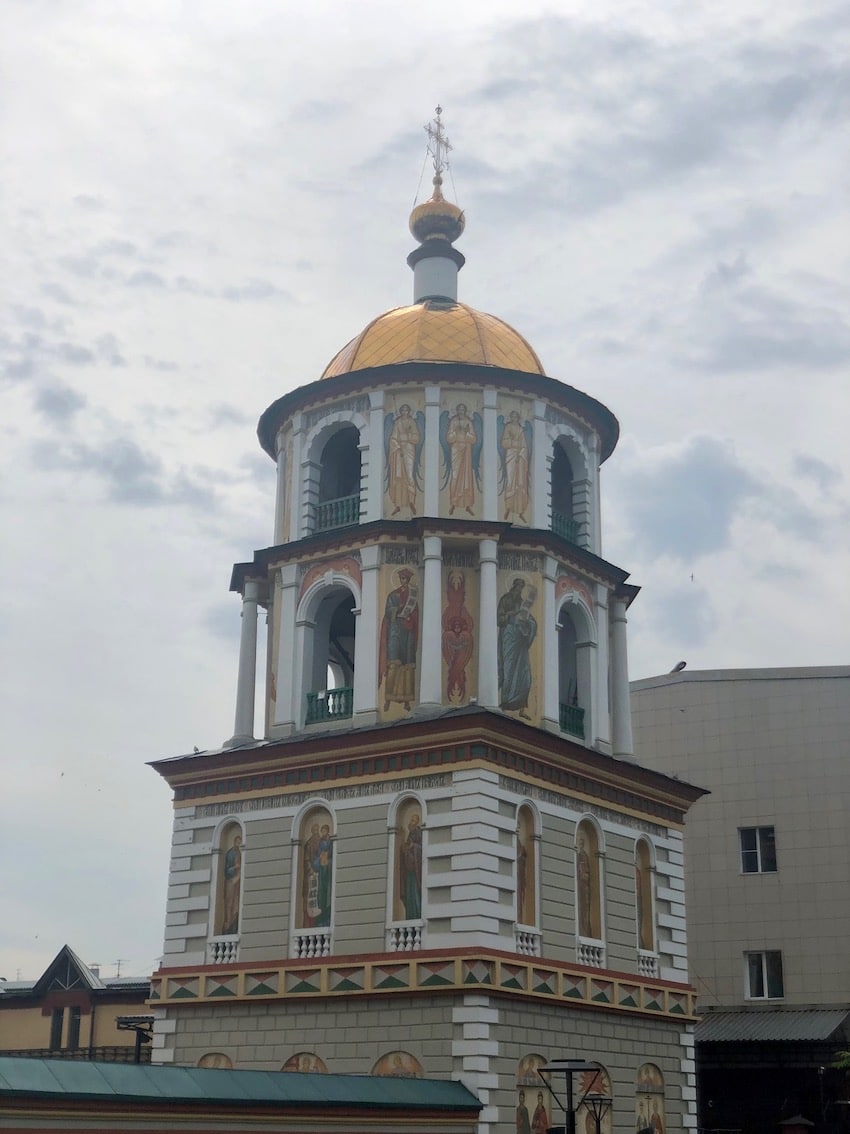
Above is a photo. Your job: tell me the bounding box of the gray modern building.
[631,666,850,1134]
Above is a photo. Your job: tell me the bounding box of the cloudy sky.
[2,0,848,982]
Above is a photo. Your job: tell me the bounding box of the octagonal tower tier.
[227,159,636,759]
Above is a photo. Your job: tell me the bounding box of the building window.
[740,826,777,873]
[49,1008,64,1051]
[746,950,784,999]
[67,1006,81,1050]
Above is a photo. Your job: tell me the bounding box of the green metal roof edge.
[0,1058,482,1112]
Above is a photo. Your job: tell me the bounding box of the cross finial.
[424,105,452,197]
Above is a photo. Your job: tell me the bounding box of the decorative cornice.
[151,947,698,1023]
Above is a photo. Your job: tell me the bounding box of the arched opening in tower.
[305,589,356,723]
[557,612,585,740]
[316,426,361,531]
[551,440,578,544]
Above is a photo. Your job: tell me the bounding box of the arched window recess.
[635,838,658,977]
[551,437,579,545]
[557,598,594,743]
[208,819,245,964]
[302,584,357,726]
[315,425,362,532]
[386,796,426,952]
[575,818,606,968]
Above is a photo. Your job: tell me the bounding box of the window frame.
[739,825,777,874]
[745,949,784,1000]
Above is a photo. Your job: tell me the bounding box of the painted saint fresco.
[497,577,538,719]
[636,1064,664,1134]
[439,401,483,517]
[576,823,601,940]
[497,409,533,524]
[197,1052,233,1069]
[577,1066,613,1134]
[372,1051,423,1078]
[516,1055,548,1134]
[636,841,654,951]
[441,569,475,703]
[384,404,425,517]
[216,823,243,936]
[516,805,536,926]
[281,1052,328,1073]
[296,808,334,930]
[379,565,420,716]
[395,798,424,921]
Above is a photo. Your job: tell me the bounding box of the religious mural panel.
[383,392,426,519]
[439,394,483,519]
[577,1066,613,1134]
[392,797,424,922]
[636,841,655,952]
[516,1054,548,1134]
[281,1052,328,1073]
[576,821,602,941]
[497,553,543,726]
[441,549,478,706]
[496,395,534,527]
[516,804,537,927]
[295,807,334,930]
[378,548,421,721]
[371,1050,423,1077]
[636,1064,665,1134]
[214,822,243,937]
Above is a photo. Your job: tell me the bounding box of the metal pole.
[566,1072,575,1134]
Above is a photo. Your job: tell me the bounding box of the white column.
[594,588,611,753]
[482,387,498,522]
[419,535,443,706]
[589,433,601,556]
[477,539,499,708]
[289,413,304,541]
[424,386,441,517]
[542,556,559,731]
[365,390,385,523]
[532,401,549,530]
[226,579,260,747]
[354,546,380,718]
[610,595,635,760]
[273,428,287,545]
[273,565,299,732]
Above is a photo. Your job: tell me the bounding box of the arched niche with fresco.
[577,1065,613,1134]
[575,818,605,967]
[387,795,426,951]
[291,803,336,958]
[371,1051,423,1078]
[636,1063,665,1134]
[281,1052,328,1073]
[516,1053,549,1134]
[515,803,541,956]
[635,838,658,973]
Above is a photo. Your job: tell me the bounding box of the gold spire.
[409,106,465,245]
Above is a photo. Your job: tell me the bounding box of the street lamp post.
[538,1059,606,1134]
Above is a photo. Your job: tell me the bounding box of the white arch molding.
[301,411,370,538]
[555,593,597,745]
[292,572,363,729]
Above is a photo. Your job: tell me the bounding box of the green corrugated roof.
[0,1057,481,1111]
[697,1008,850,1043]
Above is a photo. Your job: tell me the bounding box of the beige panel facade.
[631,666,850,1008]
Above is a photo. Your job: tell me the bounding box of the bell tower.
[151,111,703,1134]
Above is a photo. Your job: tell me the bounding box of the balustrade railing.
[316,494,360,531]
[559,702,585,739]
[638,949,659,978]
[292,930,332,958]
[577,939,605,968]
[552,511,580,544]
[515,928,542,956]
[386,923,423,952]
[207,936,239,964]
[306,687,354,724]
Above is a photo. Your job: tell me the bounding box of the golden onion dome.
[321,299,544,379]
[409,177,465,245]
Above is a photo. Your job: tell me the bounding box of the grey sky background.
[2,0,848,981]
